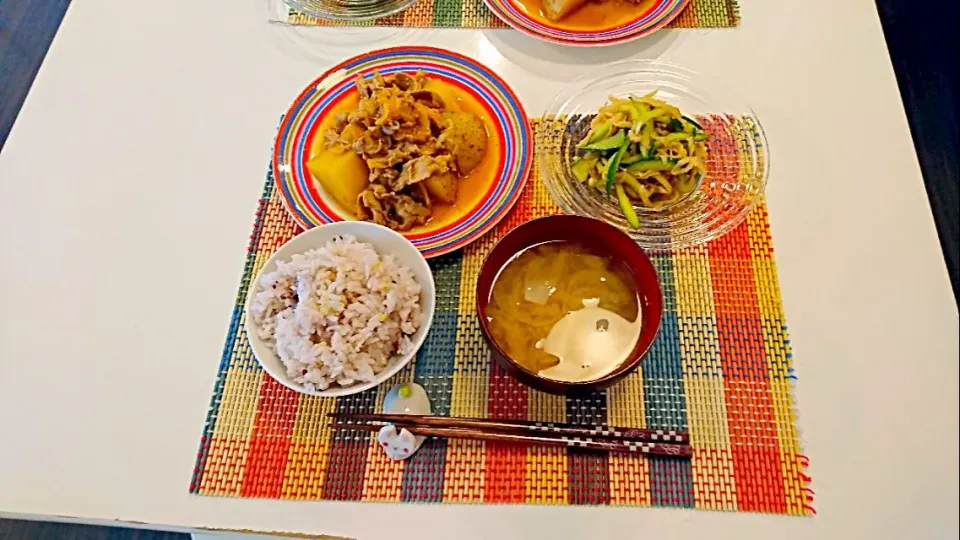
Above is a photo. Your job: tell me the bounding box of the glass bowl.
[539,60,769,250]
[265,0,417,60]
[284,0,415,22]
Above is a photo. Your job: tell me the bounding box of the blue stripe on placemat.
[643,253,688,429]
[401,251,462,500]
[650,458,695,508]
[413,252,463,413]
[644,253,694,507]
[401,439,448,502]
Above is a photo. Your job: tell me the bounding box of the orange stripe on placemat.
[673,0,700,26]
[608,453,650,505]
[724,396,788,512]
[484,362,529,503]
[402,0,434,26]
[723,383,786,513]
[197,436,251,496]
[281,395,338,499]
[710,224,768,374]
[726,430,787,514]
[240,374,301,498]
[492,176,538,240]
[708,225,785,513]
[691,447,738,510]
[361,438,407,501]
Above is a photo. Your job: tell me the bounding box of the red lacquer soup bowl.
[476,215,663,395]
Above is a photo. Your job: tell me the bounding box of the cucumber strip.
[581,130,627,151]
[570,157,597,183]
[580,120,613,147]
[605,140,631,194]
[616,184,641,229]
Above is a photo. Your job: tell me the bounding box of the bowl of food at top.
[476,215,663,395]
[284,0,416,22]
[539,60,769,250]
[273,46,532,259]
[483,0,689,46]
[245,221,436,398]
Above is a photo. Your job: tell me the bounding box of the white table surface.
[1,0,957,538]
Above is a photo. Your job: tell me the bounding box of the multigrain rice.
[250,235,422,391]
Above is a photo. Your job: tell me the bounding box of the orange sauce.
[512,0,653,31]
[308,79,502,235]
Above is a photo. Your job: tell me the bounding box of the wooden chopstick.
[329,412,689,444]
[331,423,691,458]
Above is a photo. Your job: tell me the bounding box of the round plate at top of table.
[272,46,533,258]
[483,0,689,46]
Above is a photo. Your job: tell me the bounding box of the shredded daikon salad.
[571,92,709,227]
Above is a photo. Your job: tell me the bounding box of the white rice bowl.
[245,222,435,396]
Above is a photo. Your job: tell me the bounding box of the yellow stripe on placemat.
[441,439,487,501]
[282,395,337,499]
[443,235,494,502]
[694,0,740,27]
[452,239,493,418]
[360,381,409,501]
[525,392,567,503]
[674,244,737,511]
[201,367,263,496]
[607,371,651,505]
[402,0,437,26]
[286,0,740,28]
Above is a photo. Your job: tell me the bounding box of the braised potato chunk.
[307,148,369,214]
[443,111,488,175]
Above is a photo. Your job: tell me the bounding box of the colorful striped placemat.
[190,120,813,514]
[285,0,739,29]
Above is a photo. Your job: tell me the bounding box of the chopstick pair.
[329,412,691,458]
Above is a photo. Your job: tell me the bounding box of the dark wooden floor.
[0,519,188,540]
[0,0,956,535]
[0,0,70,150]
[875,0,959,302]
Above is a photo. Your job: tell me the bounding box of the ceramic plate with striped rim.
[272,46,532,258]
[483,0,688,46]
